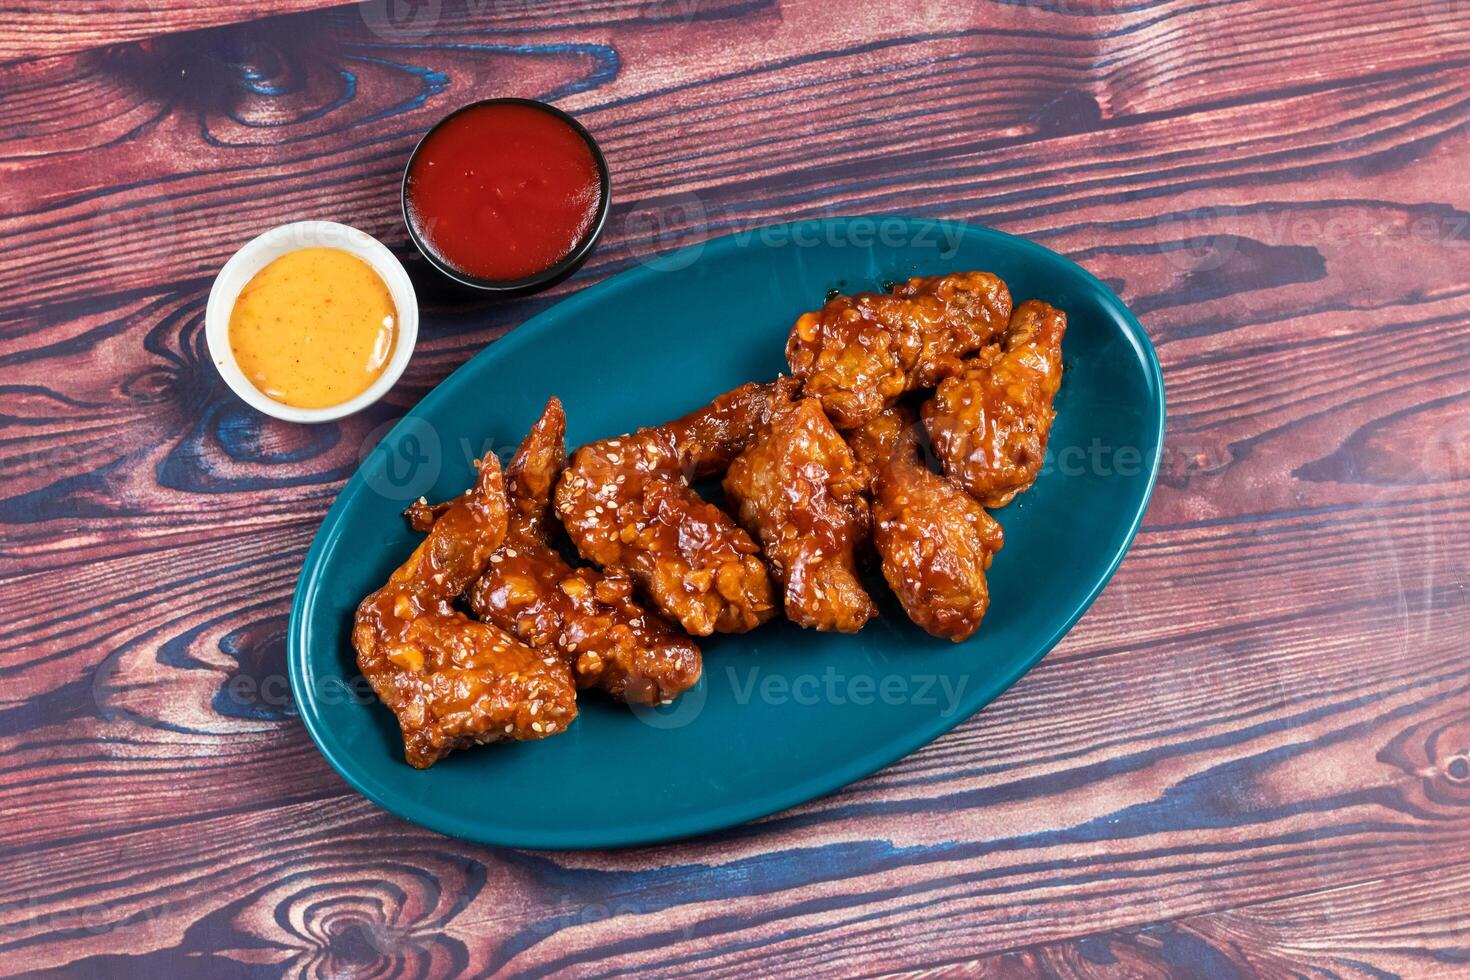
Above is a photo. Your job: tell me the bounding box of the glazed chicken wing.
[846,403,919,492]
[923,299,1067,508]
[354,456,577,768]
[452,398,701,704]
[554,382,788,636]
[786,272,1012,429]
[724,394,876,632]
[872,429,1004,642]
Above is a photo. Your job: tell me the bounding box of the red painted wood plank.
[0,0,1468,976]
[0,0,342,63]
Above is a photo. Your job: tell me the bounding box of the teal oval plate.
[289,217,1165,849]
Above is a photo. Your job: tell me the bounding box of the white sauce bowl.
[205,221,419,423]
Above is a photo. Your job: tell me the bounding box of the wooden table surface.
[4,0,1469,976]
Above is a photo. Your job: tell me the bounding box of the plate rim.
[287,216,1167,850]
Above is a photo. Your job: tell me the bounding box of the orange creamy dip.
[228,247,397,409]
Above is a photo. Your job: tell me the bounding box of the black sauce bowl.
[401,98,612,296]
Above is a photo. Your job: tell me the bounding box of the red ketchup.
[405,102,603,283]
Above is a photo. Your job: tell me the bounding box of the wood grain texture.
[2,0,1469,976]
[0,0,344,63]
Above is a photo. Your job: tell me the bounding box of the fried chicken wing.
[846,403,919,491]
[923,299,1067,508]
[457,398,701,704]
[786,272,1012,429]
[554,382,788,636]
[354,456,578,768]
[872,430,1004,642]
[724,394,876,632]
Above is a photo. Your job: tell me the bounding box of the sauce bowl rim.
[205,220,419,424]
[400,97,612,294]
